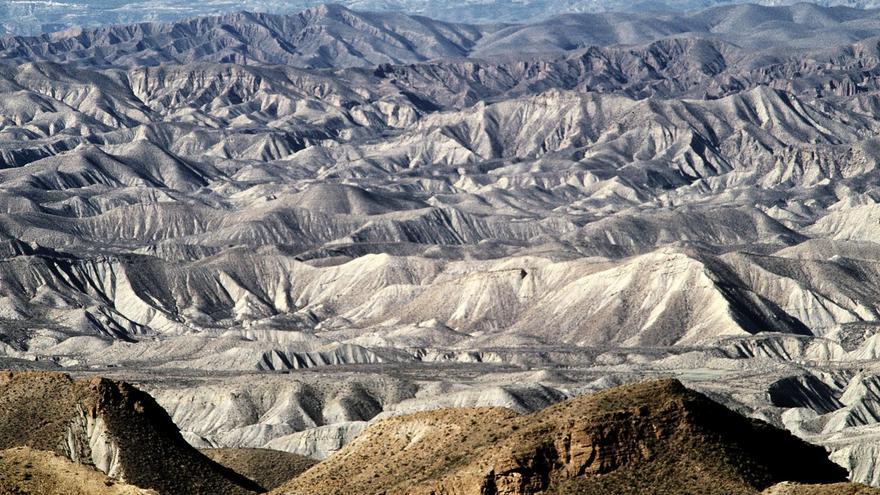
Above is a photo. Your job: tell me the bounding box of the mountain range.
[4,3,880,68]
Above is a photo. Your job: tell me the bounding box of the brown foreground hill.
[0,446,155,495]
[0,371,260,494]
[0,373,877,495]
[275,379,856,495]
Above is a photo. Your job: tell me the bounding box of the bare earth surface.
[0,447,154,495]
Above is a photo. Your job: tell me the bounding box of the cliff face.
[0,371,260,495]
[277,379,848,495]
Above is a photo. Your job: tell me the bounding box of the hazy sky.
[0,0,873,35]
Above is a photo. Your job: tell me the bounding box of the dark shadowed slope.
[201,448,318,491]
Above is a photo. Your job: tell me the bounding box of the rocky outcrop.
[0,371,261,494]
[278,379,848,495]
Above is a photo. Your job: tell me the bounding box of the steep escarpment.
[0,371,260,494]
